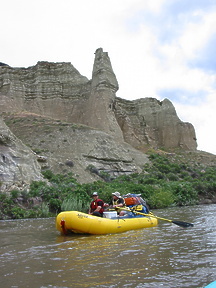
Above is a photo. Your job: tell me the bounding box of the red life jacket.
[90,199,104,214]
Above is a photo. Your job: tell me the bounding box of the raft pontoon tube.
[56,210,158,235]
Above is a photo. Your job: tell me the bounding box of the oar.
[118,207,194,228]
[147,213,194,228]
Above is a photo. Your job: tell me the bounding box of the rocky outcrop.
[0,117,44,192]
[2,113,149,185]
[0,61,91,123]
[115,97,197,150]
[0,48,197,151]
[82,48,124,141]
[0,48,199,191]
[0,62,8,67]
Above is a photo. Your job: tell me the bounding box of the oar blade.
[172,220,194,228]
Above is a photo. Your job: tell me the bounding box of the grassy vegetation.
[0,153,215,219]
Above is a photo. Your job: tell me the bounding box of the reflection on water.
[0,205,216,288]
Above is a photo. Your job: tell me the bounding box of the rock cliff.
[115,97,197,150]
[0,117,43,191]
[0,48,198,191]
[1,113,149,188]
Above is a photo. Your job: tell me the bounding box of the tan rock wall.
[0,48,197,152]
[115,97,197,150]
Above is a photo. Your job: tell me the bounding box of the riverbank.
[1,153,215,220]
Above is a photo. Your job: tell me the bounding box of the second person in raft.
[105,191,126,216]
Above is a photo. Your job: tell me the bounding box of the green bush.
[61,196,85,212]
[141,177,158,184]
[10,190,20,199]
[167,173,179,181]
[11,207,26,219]
[48,198,61,213]
[169,182,198,206]
[148,188,175,209]
[39,203,50,217]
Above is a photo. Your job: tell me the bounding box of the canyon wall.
[0,48,197,191]
[0,48,197,150]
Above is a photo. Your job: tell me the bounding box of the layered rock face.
[115,97,197,150]
[0,117,43,191]
[0,48,198,190]
[0,48,124,141]
[0,48,197,150]
[0,61,90,122]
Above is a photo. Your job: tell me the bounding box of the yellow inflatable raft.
[56,211,158,235]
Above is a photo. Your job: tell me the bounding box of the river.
[0,204,215,288]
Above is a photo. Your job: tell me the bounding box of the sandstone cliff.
[0,48,197,150]
[0,48,199,191]
[115,97,197,150]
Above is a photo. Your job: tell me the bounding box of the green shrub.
[49,198,61,213]
[99,171,112,182]
[10,190,20,199]
[61,196,85,212]
[167,173,179,181]
[170,182,198,206]
[141,177,158,184]
[25,209,38,218]
[39,203,50,217]
[148,188,175,209]
[29,181,47,197]
[11,207,26,219]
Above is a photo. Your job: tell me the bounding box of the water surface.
[0,204,215,288]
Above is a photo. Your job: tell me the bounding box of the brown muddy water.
[0,204,215,288]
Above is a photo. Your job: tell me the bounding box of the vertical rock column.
[85,48,124,141]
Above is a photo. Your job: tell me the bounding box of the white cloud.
[1,0,216,155]
[179,10,216,59]
[175,91,216,154]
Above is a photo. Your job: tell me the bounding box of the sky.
[1,0,216,155]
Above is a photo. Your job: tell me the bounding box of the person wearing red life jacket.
[88,192,104,217]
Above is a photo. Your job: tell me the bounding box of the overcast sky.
[1,0,216,155]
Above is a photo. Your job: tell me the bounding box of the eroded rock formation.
[115,97,197,150]
[0,48,198,191]
[0,48,197,150]
[0,117,44,191]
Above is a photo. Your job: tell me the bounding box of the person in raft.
[105,191,126,216]
[88,192,104,217]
